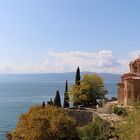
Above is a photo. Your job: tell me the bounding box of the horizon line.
[0,71,122,75]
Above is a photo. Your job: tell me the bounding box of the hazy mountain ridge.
[0,72,121,83]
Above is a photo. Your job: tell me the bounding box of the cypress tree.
[63,80,69,108]
[54,90,61,108]
[75,66,81,85]
[42,101,45,108]
[65,80,68,93]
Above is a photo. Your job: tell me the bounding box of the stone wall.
[66,109,97,127]
[134,79,140,101]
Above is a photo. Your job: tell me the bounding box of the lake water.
[0,74,117,140]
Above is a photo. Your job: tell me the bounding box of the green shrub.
[133,101,140,109]
[78,117,119,140]
[5,132,12,140]
[113,106,127,116]
[6,105,78,140]
[116,102,140,140]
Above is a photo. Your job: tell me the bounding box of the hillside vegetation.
[6,105,78,140]
[116,102,140,140]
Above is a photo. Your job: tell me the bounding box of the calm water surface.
[0,74,117,139]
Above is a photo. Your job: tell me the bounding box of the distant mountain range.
[0,72,121,83]
[43,72,121,83]
[41,72,121,82]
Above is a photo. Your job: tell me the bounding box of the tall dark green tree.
[54,90,61,108]
[75,66,81,85]
[65,80,68,93]
[42,101,45,108]
[63,80,69,108]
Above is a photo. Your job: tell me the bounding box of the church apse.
[117,57,140,106]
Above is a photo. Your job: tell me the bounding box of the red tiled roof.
[122,73,136,78]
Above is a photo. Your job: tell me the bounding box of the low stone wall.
[66,109,96,127]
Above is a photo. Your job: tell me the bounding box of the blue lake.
[0,74,117,139]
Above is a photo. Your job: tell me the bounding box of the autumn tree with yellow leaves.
[70,74,107,106]
[6,105,78,140]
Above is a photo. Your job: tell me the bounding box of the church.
[117,57,140,106]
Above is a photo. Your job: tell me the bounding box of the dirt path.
[97,101,118,114]
[95,101,122,123]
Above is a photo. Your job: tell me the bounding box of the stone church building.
[117,57,140,106]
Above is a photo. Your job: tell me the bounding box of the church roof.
[121,73,140,80]
[131,57,140,65]
[122,73,136,78]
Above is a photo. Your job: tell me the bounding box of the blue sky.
[0,0,140,73]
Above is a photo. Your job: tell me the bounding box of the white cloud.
[116,50,140,74]
[1,50,140,74]
[0,66,13,73]
[41,50,122,73]
[130,50,140,60]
